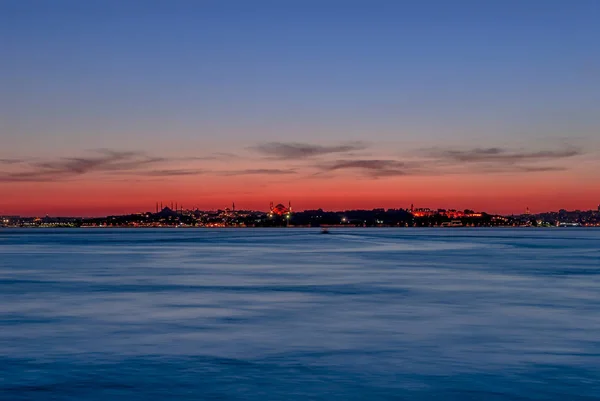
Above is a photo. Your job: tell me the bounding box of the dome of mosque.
[272,204,289,215]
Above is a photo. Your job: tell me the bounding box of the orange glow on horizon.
[1,171,599,217]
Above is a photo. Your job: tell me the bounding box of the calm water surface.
[1,228,599,400]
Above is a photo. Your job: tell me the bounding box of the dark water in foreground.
[1,228,599,400]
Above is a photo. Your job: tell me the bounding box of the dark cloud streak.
[0,150,166,182]
[220,168,297,176]
[249,142,368,159]
[427,147,582,163]
[142,169,205,177]
[0,158,26,165]
[0,144,583,183]
[316,159,411,177]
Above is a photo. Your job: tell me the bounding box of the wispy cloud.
[249,142,368,159]
[417,146,582,174]
[144,168,297,177]
[1,144,584,183]
[0,158,26,165]
[220,168,297,176]
[142,169,205,177]
[426,147,582,163]
[473,164,568,173]
[0,150,165,182]
[312,145,583,178]
[0,148,301,182]
[181,152,240,162]
[316,159,412,177]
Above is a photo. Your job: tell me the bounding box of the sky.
[1,0,599,216]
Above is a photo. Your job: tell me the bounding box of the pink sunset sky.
[2,2,599,216]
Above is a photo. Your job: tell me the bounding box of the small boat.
[320,228,330,234]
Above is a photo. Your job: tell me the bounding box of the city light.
[1,203,598,228]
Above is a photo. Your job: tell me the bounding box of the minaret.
[232,202,235,212]
[288,201,292,213]
[156,202,158,213]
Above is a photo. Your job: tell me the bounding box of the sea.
[1,228,599,400]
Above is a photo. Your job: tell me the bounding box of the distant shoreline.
[1,226,596,229]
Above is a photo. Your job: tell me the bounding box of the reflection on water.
[1,228,599,400]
